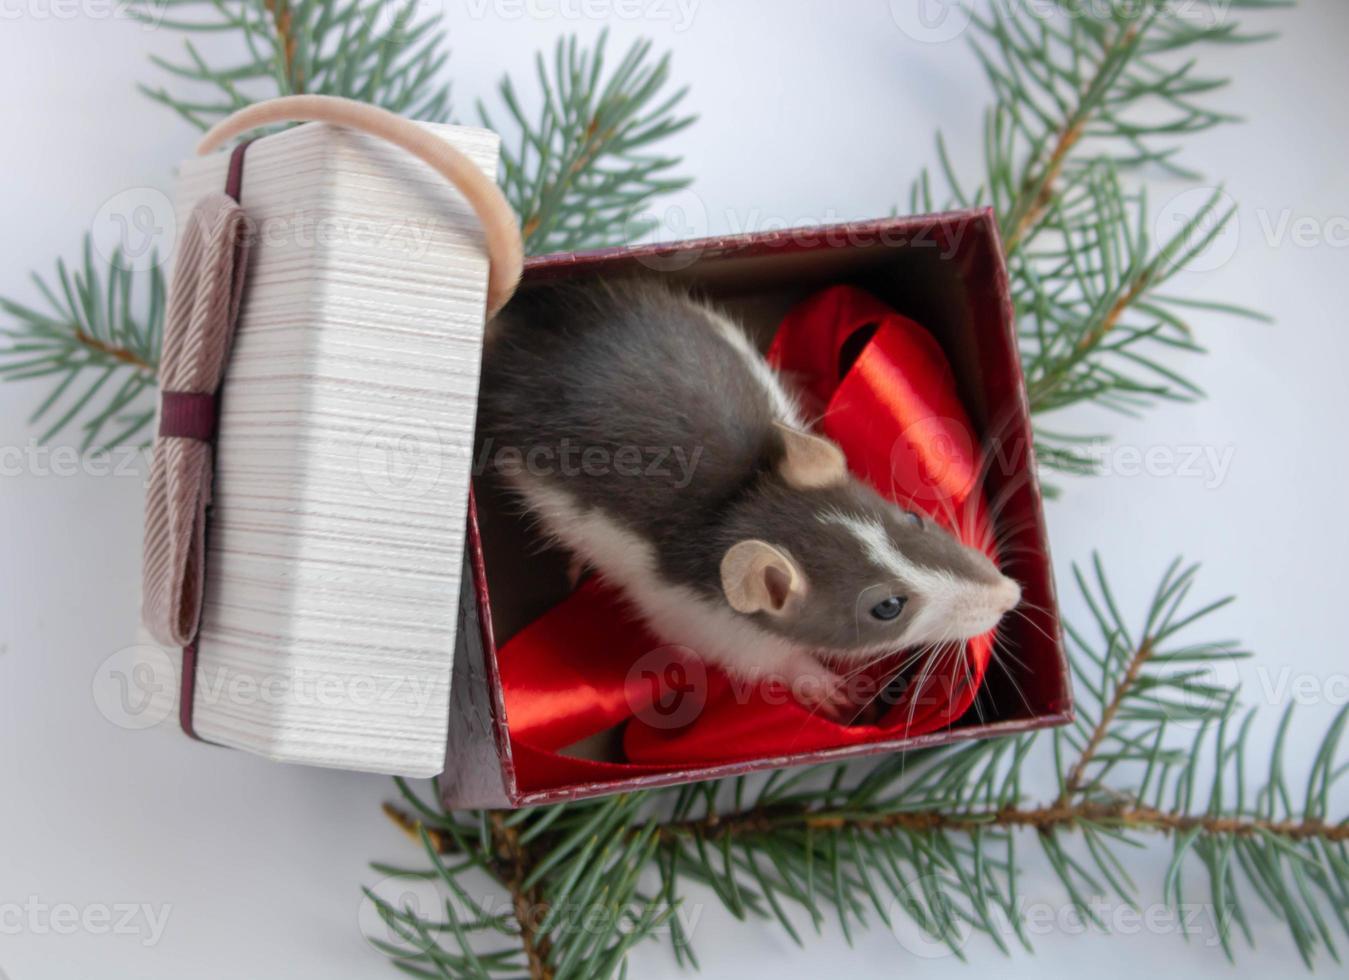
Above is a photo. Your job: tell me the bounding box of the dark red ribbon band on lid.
[494,285,997,793]
[177,138,252,742]
[159,391,218,441]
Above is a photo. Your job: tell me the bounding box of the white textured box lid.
[171,120,498,776]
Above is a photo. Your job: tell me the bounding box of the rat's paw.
[566,555,592,590]
[782,654,852,721]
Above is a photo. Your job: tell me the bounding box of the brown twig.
[1073,270,1153,354]
[381,804,556,979]
[659,801,1349,844]
[489,812,555,980]
[519,116,612,250]
[264,0,303,93]
[1059,637,1155,805]
[386,795,1349,872]
[74,328,155,374]
[381,801,451,853]
[1003,118,1085,256]
[1024,261,1158,415]
[1001,23,1140,257]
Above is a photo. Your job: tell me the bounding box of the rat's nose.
[995,576,1021,614]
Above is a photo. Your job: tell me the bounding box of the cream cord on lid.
[198,94,524,318]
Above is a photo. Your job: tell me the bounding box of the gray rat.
[476,279,1020,712]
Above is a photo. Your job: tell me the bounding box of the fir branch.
[488,811,556,979]
[375,788,670,979]
[649,799,1349,845]
[136,0,452,129]
[916,0,1287,471]
[479,30,695,255]
[379,558,1349,976]
[0,238,163,450]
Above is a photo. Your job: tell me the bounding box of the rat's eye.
[870,596,907,621]
[905,511,923,529]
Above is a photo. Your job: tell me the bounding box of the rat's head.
[717,425,1021,658]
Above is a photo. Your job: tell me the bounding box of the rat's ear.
[721,539,808,616]
[774,422,847,489]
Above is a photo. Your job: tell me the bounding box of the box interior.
[470,214,1069,795]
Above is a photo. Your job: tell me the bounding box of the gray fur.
[477,278,1006,655]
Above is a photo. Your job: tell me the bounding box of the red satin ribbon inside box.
[446,212,1072,808]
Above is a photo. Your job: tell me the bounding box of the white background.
[2,1,1348,977]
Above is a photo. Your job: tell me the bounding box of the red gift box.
[441,209,1072,808]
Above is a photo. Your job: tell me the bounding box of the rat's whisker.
[984,468,1032,523]
[991,520,1039,552]
[901,642,945,735]
[992,513,1039,539]
[992,524,1039,553]
[991,633,1032,675]
[1006,606,1058,646]
[988,648,1036,718]
[937,640,982,727]
[991,543,1043,560]
[800,404,846,432]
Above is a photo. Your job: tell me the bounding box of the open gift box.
[153,116,1069,802]
[443,212,1072,808]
